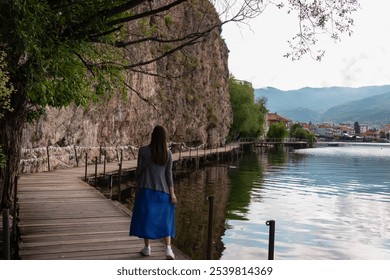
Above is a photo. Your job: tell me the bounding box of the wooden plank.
[20,239,146,255]
[19,216,129,227]
[16,146,241,260]
[21,231,132,243]
[20,245,161,260]
[20,220,129,229]
[18,199,105,205]
[18,199,119,209]
[19,230,130,240]
[19,235,137,248]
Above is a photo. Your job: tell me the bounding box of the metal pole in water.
[207,196,214,260]
[266,220,275,260]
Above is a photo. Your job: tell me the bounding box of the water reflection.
[226,152,264,220]
[172,144,390,260]
[173,166,230,260]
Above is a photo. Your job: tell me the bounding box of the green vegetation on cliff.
[229,77,267,140]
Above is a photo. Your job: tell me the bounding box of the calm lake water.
[172,143,390,260]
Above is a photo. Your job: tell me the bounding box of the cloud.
[222,0,390,90]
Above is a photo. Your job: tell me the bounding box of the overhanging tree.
[0,51,13,169]
[0,0,359,212]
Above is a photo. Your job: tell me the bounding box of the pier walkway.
[17,144,240,260]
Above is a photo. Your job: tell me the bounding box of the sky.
[221,0,390,90]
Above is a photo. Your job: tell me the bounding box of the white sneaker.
[141,246,151,256]
[166,246,175,260]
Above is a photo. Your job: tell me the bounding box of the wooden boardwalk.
[17,144,240,260]
[18,159,187,260]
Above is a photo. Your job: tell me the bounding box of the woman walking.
[130,125,177,259]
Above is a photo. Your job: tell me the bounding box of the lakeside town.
[266,112,390,142]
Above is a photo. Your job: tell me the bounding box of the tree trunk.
[0,88,27,211]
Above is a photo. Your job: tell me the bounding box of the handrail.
[19,144,139,174]
[22,137,304,176]
[237,137,308,143]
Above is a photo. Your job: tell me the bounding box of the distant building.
[359,124,369,134]
[361,130,380,140]
[264,113,292,136]
[234,79,253,87]
[384,124,390,136]
[338,125,355,136]
[314,124,334,139]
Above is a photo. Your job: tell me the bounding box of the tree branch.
[74,51,96,77]
[114,29,213,48]
[107,0,188,27]
[62,0,189,38]
[122,80,161,114]
[65,0,146,36]
[124,35,203,69]
[90,25,124,40]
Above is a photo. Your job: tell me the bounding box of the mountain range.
[254,85,390,126]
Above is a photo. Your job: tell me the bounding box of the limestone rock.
[22,1,232,153]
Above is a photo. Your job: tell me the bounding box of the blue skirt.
[129,187,175,239]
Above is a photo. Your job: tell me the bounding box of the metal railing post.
[109,174,113,199]
[46,145,51,171]
[207,196,214,260]
[103,150,107,178]
[74,145,79,167]
[266,220,275,260]
[118,162,122,202]
[94,156,98,188]
[84,152,88,181]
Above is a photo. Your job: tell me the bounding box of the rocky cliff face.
[22,1,232,153]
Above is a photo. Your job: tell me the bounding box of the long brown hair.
[150,125,168,165]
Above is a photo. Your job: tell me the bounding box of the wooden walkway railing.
[17,144,240,260]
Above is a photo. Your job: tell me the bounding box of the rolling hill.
[255,85,390,125]
[321,92,390,125]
